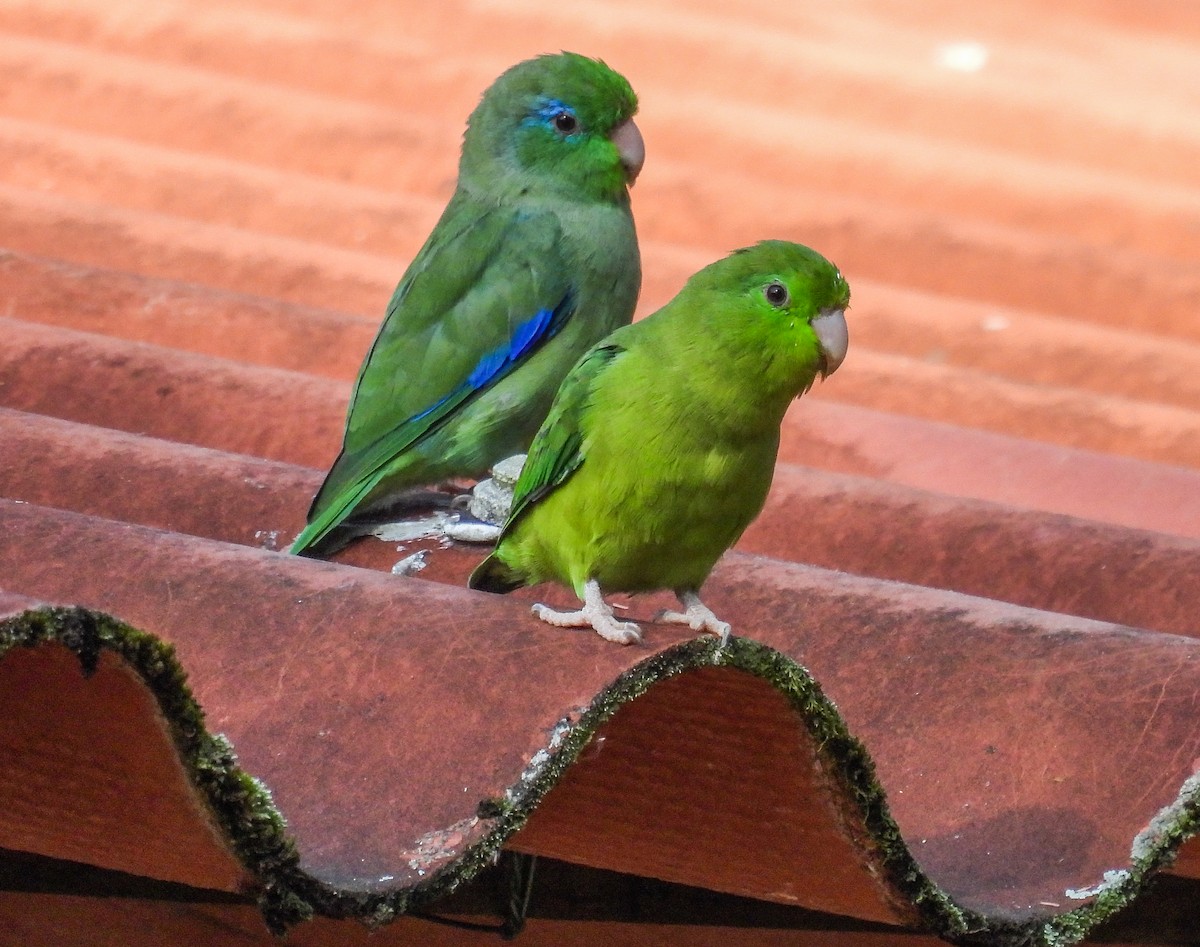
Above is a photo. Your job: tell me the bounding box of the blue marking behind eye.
[522,97,578,135]
[536,98,572,120]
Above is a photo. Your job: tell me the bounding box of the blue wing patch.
[467,344,511,390]
[409,294,573,425]
[508,306,555,361]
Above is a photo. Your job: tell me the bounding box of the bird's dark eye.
[553,110,578,134]
[764,281,789,307]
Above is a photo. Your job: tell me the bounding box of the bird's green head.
[691,240,851,390]
[460,52,643,204]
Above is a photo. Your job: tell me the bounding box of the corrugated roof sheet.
[2,1,1199,944]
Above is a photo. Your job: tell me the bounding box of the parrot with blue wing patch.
[469,241,850,645]
[290,52,643,556]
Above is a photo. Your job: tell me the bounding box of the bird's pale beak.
[611,118,645,184]
[812,307,849,378]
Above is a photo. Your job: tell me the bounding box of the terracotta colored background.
[1,0,1199,944]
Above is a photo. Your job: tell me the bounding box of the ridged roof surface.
[2,1,1199,944]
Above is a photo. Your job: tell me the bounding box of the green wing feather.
[292,198,574,554]
[501,342,624,536]
[468,342,623,593]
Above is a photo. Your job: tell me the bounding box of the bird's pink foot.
[657,591,731,644]
[531,579,641,645]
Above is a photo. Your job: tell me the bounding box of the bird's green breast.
[498,336,778,596]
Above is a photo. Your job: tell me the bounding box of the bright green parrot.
[469,240,850,645]
[290,52,643,556]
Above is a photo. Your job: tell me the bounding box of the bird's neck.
[459,157,631,208]
[654,339,803,445]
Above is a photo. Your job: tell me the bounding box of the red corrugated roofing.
[1,1,1198,944]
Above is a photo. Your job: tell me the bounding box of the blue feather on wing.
[409,293,574,425]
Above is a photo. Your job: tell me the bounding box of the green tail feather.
[288,518,341,558]
[289,476,382,557]
[469,553,525,594]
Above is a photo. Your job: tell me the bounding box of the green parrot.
[290,52,643,556]
[469,240,850,645]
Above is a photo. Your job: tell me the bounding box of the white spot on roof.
[936,41,989,73]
